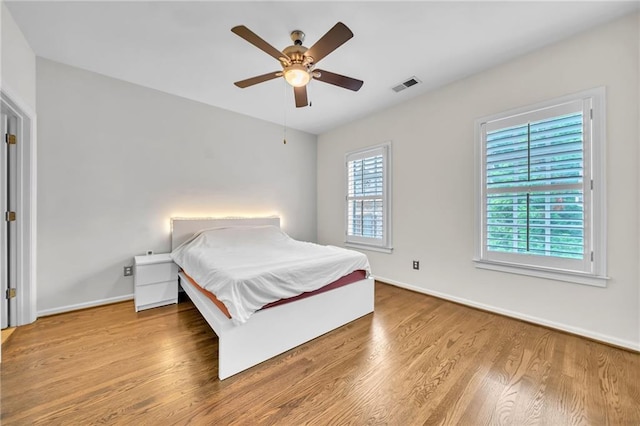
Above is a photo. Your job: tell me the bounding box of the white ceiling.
[5,1,639,135]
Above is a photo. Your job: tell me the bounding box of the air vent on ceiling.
[392,76,422,93]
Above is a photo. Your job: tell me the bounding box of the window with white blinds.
[345,142,392,252]
[475,88,607,286]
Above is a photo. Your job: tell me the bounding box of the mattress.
[182,269,368,319]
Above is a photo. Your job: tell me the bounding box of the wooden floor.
[1,282,639,425]
[1,327,16,345]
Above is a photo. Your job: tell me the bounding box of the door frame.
[1,110,18,328]
[1,87,37,326]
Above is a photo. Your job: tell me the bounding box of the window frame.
[474,88,607,287]
[344,142,393,253]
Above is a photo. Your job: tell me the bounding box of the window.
[345,142,392,252]
[475,88,607,286]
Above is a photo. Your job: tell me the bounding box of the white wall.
[36,58,317,314]
[318,13,640,349]
[1,1,36,112]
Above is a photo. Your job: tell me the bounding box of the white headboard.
[170,217,281,250]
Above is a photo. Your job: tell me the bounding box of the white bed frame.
[171,217,375,380]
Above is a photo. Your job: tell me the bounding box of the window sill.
[345,242,393,254]
[473,259,609,287]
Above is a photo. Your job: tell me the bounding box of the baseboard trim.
[38,294,134,317]
[374,275,640,352]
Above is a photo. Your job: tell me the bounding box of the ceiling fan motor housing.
[283,44,313,69]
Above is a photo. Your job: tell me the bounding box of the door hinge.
[5,133,16,145]
[591,251,594,262]
[5,211,16,222]
[6,288,16,299]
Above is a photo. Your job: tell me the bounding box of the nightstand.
[134,253,178,312]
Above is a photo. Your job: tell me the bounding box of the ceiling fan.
[231,22,364,108]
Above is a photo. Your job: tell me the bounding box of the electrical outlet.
[124,266,133,276]
[412,260,420,270]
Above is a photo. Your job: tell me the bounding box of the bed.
[170,217,375,380]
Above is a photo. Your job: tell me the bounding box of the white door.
[1,111,18,329]
[0,112,5,329]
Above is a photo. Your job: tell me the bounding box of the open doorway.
[0,90,37,331]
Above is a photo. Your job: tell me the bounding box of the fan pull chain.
[283,81,288,144]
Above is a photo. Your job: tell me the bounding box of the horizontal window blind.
[347,153,384,239]
[485,110,585,260]
[486,191,584,259]
[347,199,383,238]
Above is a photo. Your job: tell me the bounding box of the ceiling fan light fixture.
[284,64,310,87]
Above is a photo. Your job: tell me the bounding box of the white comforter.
[171,225,371,324]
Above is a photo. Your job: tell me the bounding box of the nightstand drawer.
[135,262,177,286]
[135,281,177,309]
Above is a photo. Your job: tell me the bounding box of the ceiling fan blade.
[231,25,290,63]
[313,69,363,91]
[234,71,282,88]
[294,86,308,108]
[304,22,353,65]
